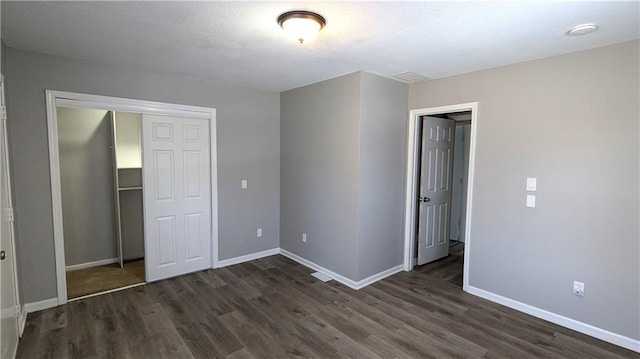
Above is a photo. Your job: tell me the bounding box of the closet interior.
[57,107,145,299]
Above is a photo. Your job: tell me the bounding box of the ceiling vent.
[390,72,431,84]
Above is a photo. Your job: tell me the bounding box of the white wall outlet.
[526,177,537,191]
[573,281,585,297]
[257,228,262,237]
[302,233,307,243]
[241,179,248,189]
[526,194,536,208]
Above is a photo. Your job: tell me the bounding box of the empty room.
[0,1,638,358]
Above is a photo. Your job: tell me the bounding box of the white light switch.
[526,177,537,191]
[257,228,262,237]
[526,195,536,208]
[241,179,248,189]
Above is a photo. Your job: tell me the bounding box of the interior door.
[417,116,455,265]
[0,76,19,358]
[142,114,211,282]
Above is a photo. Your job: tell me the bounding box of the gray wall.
[409,40,639,340]
[281,71,408,282]
[57,107,117,266]
[356,72,408,280]
[1,42,5,76]
[4,48,280,303]
[280,72,361,280]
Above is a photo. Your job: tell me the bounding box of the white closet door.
[142,114,211,282]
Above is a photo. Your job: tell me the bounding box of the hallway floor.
[415,241,464,287]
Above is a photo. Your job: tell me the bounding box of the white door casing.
[403,102,478,292]
[0,75,20,359]
[46,90,218,305]
[143,114,212,282]
[417,116,456,265]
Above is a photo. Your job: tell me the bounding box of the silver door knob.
[420,197,431,203]
[0,250,5,260]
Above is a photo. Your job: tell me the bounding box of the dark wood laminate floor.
[17,254,637,358]
[416,241,465,287]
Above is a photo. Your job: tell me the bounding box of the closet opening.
[47,90,219,306]
[57,107,145,300]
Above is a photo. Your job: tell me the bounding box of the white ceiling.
[2,1,638,92]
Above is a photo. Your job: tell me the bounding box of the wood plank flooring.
[415,241,464,287]
[18,254,637,358]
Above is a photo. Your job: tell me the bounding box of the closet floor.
[66,259,145,299]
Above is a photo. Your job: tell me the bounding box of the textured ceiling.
[2,1,638,92]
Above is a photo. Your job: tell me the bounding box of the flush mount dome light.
[278,10,326,44]
[566,23,599,36]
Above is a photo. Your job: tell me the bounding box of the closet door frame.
[45,90,218,305]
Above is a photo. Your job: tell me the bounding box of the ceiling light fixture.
[278,10,326,44]
[566,23,599,36]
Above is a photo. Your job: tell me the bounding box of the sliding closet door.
[142,114,211,282]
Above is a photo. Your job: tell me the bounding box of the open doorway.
[56,107,145,300]
[403,102,478,291]
[414,111,471,287]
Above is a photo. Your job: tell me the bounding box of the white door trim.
[45,90,218,305]
[403,102,478,291]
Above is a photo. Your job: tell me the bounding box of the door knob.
[419,197,431,203]
[0,250,5,260]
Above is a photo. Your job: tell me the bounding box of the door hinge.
[1,106,6,120]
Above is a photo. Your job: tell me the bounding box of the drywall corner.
[356,72,408,280]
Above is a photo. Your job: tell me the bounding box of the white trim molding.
[18,308,27,337]
[65,257,120,271]
[45,90,218,306]
[217,248,280,268]
[403,102,479,294]
[23,298,58,314]
[356,264,404,289]
[467,286,640,353]
[279,249,403,290]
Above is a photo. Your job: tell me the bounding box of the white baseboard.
[217,248,280,268]
[279,249,403,290]
[279,249,359,289]
[65,257,119,271]
[23,298,58,313]
[65,256,144,271]
[466,286,640,353]
[19,307,27,337]
[356,264,404,289]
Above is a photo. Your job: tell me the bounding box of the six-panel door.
[417,116,455,265]
[142,114,211,282]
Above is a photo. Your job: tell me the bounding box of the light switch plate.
[241,179,248,189]
[526,195,536,208]
[526,177,537,191]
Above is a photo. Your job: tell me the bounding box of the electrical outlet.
[257,228,262,238]
[302,233,307,243]
[573,281,585,297]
